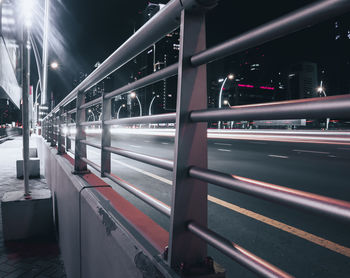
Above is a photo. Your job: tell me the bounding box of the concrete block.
[16,158,40,179]
[29,148,38,158]
[1,189,54,241]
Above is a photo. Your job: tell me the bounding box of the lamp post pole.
[22,27,30,197]
[117,104,125,119]
[218,74,233,129]
[130,92,142,117]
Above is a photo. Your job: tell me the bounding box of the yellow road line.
[208,195,350,258]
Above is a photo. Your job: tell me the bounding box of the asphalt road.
[75,131,350,278]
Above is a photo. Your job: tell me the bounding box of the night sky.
[30,0,349,103]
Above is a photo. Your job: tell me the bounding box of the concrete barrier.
[35,137,174,278]
[16,158,40,179]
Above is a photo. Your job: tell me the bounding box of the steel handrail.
[45,0,195,117]
[40,0,350,276]
[80,140,101,149]
[189,166,350,222]
[104,113,176,125]
[104,146,173,171]
[188,222,293,278]
[103,172,171,217]
[105,63,178,99]
[191,95,350,122]
[80,96,102,110]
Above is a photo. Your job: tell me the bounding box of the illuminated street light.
[117,104,126,119]
[218,73,234,129]
[223,99,231,106]
[130,92,142,117]
[317,81,329,130]
[148,95,159,116]
[50,61,58,69]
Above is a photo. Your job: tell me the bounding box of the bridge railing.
[42,0,350,277]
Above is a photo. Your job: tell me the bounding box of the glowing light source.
[50,61,58,69]
[130,92,136,98]
[228,74,234,80]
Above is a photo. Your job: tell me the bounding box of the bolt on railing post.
[65,110,71,153]
[73,90,89,174]
[57,106,65,154]
[168,8,209,272]
[101,91,111,177]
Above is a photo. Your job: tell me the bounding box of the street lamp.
[117,104,126,119]
[50,61,58,69]
[88,109,96,121]
[148,95,159,116]
[223,99,231,106]
[317,81,329,130]
[218,73,234,129]
[130,92,142,117]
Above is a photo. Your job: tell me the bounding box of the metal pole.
[218,76,227,129]
[148,96,157,116]
[168,8,208,271]
[135,95,142,116]
[65,110,71,153]
[22,28,30,197]
[73,91,89,174]
[116,104,125,119]
[101,91,111,177]
[41,0,50,106]
[57,107,65,154]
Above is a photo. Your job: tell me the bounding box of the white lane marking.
[214,142,232,146]
[112,158,172,186]
[268,154,288,159]
[328,155,337,158]
[249,141,267,144]
[293,149,329,154]
[337,147,350,151]
[161,142,169,145]
[95,152,350,258]
[129,144,141,148]
[217,149,231,152]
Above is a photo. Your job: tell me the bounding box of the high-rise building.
[287,62,318,99]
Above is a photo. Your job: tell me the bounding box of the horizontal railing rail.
[41,0,350,277]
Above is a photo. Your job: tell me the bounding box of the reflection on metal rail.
[41,0,350,277]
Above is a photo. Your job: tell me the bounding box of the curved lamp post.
[88,109,96,121]
[130,92,142,117]
[317,81,329,130]
[148,95,159,116]
[117,104,126,119]
[218,73,234,129]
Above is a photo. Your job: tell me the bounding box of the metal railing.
[41,0,350,277]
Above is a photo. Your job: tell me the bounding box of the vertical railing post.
[65,110,71,153]
[50,114,56,147]
[168,7,209,273]
[73,91,89,174]
[101,92,111,176]
[57,106,65,154]
[46,117,51,142]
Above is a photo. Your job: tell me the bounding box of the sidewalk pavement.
[0,136,66,278]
